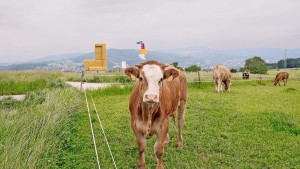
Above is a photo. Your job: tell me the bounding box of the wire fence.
[83,75,118,169]
[79,71,300,86]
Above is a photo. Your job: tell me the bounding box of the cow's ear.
[161,64,168,70]
[163,68,179,81]
[135,64,142,69]
[124,67,139,80]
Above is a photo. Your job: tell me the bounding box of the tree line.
[173,56,300,75]
[277,58,300,68]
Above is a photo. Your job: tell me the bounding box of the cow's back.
[276,72,289,81]
[282,72,289,79]
[213,65,231,81]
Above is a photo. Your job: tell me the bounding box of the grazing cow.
[124,60,187,169]
[242,68,250,79]
[274,72,289,86]
[213,65,232,92]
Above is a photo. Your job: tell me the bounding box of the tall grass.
[0,70,65,95]
[0,87,82,168]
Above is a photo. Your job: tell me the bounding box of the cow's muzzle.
[144,94,158,103]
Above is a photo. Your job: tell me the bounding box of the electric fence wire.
[84,75,118,169]
[83,84,101,169]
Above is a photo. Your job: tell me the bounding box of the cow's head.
[124,61,179,104]
[224,80,231,90]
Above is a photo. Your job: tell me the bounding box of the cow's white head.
[124,60,179,104]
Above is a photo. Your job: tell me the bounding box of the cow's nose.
[145,94,158,102]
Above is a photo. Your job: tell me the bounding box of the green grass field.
[0,70,300,168]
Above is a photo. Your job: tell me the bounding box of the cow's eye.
[139,77,143,81]
[158,78,163,84]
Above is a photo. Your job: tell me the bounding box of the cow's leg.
[177,100,186,147]
[216,79,221,92]
[284,79,287,86]
[137,136,147,169]
[131,122,147,169]
[220,83,223,92]
[154,118,169,169]
[227,81,231,92]
[215,81,218,92]
[164,133,170,145]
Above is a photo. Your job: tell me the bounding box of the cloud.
[0,0,300,62]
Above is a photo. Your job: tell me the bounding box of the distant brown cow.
[243,68,250,79]
[274,72,289,86]
[124,60,187,169]
[213,65,232,92]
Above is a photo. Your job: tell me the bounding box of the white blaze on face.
[142,64,163,103]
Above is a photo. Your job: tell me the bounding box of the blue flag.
[136,41,143,44]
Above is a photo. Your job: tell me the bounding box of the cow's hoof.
[138,164,146,169]
[156,165,164,169]
[176,143,183,148]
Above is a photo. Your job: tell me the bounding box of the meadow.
[0,69,299,168]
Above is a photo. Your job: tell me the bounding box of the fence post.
[260,74,262,84]
[80,71,84,93]
[198,71,201,88]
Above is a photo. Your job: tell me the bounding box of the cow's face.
[125,63,179,104]
[140,64,164,103]
[224,80,231,90]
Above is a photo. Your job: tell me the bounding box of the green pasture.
[0,70,300,168]
[76,80,300,168]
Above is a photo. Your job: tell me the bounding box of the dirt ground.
[65,81,114,90]
[0,95,26,101]
[0,82,114,101]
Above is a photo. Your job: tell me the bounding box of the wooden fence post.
[260,74,262,84]
[198,71,201,88]
[80,71,84,93]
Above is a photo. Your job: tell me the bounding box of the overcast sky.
[1,0,300,63]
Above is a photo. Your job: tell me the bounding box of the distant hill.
[29,53,85,63]
[0,62,50,70]
[1,47,300,71]
[159,47,300,63]
[70,49,202,68]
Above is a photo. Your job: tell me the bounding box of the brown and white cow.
[124,60,187,169]
[213,65,232,92]
[274,72,289,86]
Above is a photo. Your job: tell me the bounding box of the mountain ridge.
[1,47,300,71]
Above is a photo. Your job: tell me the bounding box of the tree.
[230,68,237,73]
[171,62,179,67]
[277,58,300,68]
[185,65,201,72]
[171,62,184,71]
[239,67,245,72]
[244,56,268,74]
[266,63,277,69]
